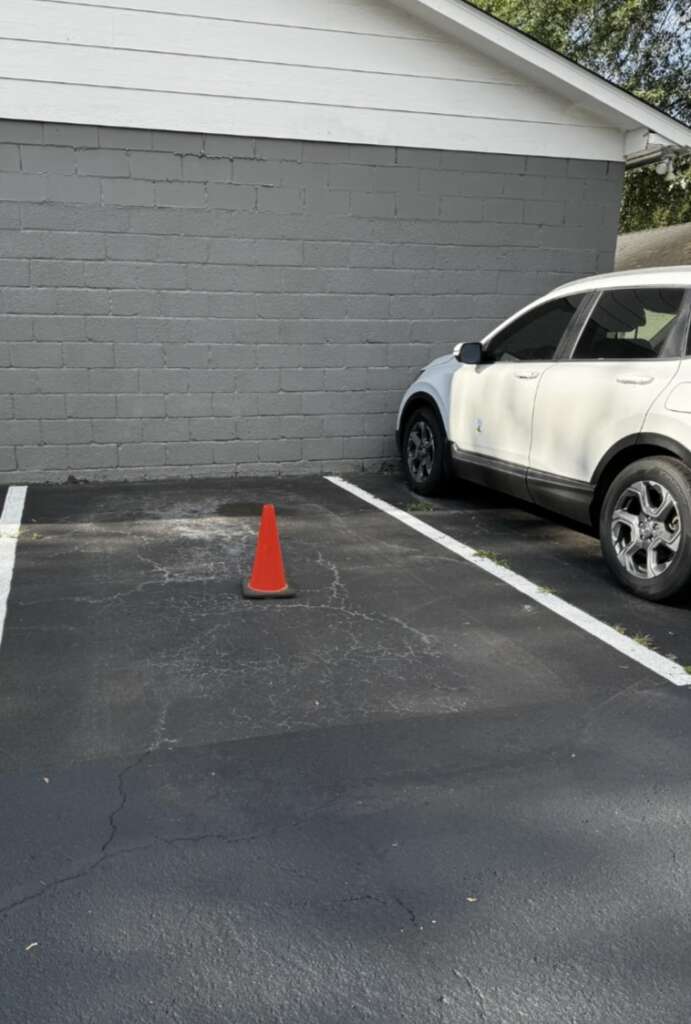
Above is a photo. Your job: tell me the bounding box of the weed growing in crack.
[475,549,510,569]
[632,633,656,650]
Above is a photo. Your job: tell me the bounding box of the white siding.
[0,0,625,160]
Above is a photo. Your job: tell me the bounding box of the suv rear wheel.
[599,456,691,601]
[402,406,448,496]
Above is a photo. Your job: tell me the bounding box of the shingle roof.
[615,223,691,270]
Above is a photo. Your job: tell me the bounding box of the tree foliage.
[471,0,691,232]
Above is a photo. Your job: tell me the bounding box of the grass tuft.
[631,633,656,650]
[476,549,510,569]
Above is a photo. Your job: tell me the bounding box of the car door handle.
[616,375,654,385]
[514,370,540,380]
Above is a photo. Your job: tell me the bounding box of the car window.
[573,288,685,360]
[487,295,582,363]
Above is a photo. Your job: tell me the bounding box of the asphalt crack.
[393,894,420,929]
[0,751,151,918]
[0,843,156,918]
[461,972,488,1022]
[101,750,150,854]
[0,776,344,918]
[157,792,345,850]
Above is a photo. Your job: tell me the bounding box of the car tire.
[599,456,691,602]
[401,405,449,496]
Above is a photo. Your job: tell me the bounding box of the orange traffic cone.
[242,504,295,599]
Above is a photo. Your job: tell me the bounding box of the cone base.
[242,581,295,600]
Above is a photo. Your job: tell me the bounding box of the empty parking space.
[1,476,679,772]
[2,475,691,1022]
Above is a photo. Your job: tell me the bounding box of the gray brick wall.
[0,120,624,482]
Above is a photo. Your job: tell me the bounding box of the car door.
[529,286,686,496]
[449,295,584,489]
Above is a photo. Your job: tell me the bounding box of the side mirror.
[455,341,484,364]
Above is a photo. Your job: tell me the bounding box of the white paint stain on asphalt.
[326,475,691,688]
[0,486,27,653]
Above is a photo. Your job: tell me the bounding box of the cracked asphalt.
[1,473,691,1023]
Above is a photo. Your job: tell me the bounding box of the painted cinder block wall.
[0,120,624,483]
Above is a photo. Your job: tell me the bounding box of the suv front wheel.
[600,456,691,602]
[402,406,448,496]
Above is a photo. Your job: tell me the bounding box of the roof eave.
[623,130,686,169]
[391,0,691,155]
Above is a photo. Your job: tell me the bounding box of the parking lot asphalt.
[361,473,691,669]
[1,473,691,1023]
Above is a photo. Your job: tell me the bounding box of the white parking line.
[326,475,691,688]
[0,486,27,652]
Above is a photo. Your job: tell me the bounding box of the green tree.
[471,0,691,232]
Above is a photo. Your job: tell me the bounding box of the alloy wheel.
[406,419,436,484]
[610,479,681,579]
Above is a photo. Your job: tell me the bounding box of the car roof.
[548,265,691,299]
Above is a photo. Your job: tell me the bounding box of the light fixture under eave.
[655,157,674,178]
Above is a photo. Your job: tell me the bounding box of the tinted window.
[487,296,581,362]
[573,288,684,360]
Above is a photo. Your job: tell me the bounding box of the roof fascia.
[390,0,691,151]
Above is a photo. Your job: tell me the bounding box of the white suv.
[396,267,691,602]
